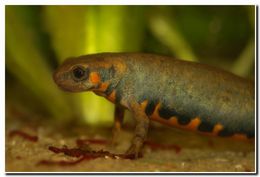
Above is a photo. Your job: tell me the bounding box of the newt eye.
[72,66,89,81]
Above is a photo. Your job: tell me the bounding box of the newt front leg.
[111,105,125,146]
[125,101,150,158]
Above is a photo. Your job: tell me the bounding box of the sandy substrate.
[5,119,255,173]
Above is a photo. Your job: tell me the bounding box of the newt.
[53,52,255,158]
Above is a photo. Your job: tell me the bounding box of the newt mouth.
[52,70,73,92]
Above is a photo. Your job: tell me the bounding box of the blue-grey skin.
[53,52,255,157]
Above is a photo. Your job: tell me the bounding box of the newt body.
[53,53,255,157]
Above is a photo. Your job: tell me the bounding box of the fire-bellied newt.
[53,53,255,158]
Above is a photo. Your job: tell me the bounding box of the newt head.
[53,57,97,92]
[53,54,126,93]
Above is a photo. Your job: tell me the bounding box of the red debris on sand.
[38,138,181,166]
[48,146,88,158]
[48,145,137,159]
[145,141,181,154]
[38,144,139,166]
[9,130,38,142]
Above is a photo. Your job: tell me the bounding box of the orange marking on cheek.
[90,72,101,84]
[107,90,116,102]
[99,83,108,92]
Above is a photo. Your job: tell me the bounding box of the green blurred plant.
[6,6,74,122]
[148,7,198,61]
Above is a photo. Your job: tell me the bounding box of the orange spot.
[168,117,179,127]
[150,103,181,128]
[150,108,253,142]
[166,117,201,131]
[186,117,201,131]
[107,90,116,102]
[90,72,101,84]
[99,83,108,92]
[212,123,223,135]
[140,100,148,111]
[149,104,225,138]
[151,102,161,118]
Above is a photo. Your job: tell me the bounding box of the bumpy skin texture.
[53,53,255,157]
